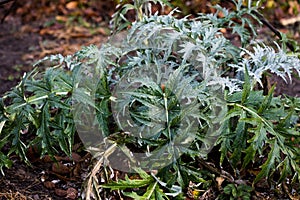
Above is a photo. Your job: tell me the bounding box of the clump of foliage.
[0,0,300,199]
[219,183,253,200]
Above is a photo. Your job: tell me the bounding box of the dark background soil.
[0,17,38,94]
[0,0,114,95]
[0,0,300,199]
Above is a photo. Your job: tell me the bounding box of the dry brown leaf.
[248,169,260,176]
[66,1,78,10]
[216,176,225,188]
[22,53,36,61]
[43,181,56,189]
[39,28,52,36]
[26,145,41,162]
[97,27,110,35]
[56,15,68,22]
[41,155,53,163]
[58,4,69,15]
[72,163,81,177]
[66,187,78,199]
[71,152,82,162]
[55,188,67,197]
[52,162,71,175]
[280,15,300,26]
[220,28,227,34]
[84,8,98,17]
[72,26,90,33]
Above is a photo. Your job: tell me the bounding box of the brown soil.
[0,17,38,95]
[0,0,113,96]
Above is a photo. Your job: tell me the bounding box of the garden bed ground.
[0,1,113,199]
[0,0,300,199]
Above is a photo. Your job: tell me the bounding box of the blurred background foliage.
[4,0,300,30]
[113,0,300,18]
[112,0,300,43]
